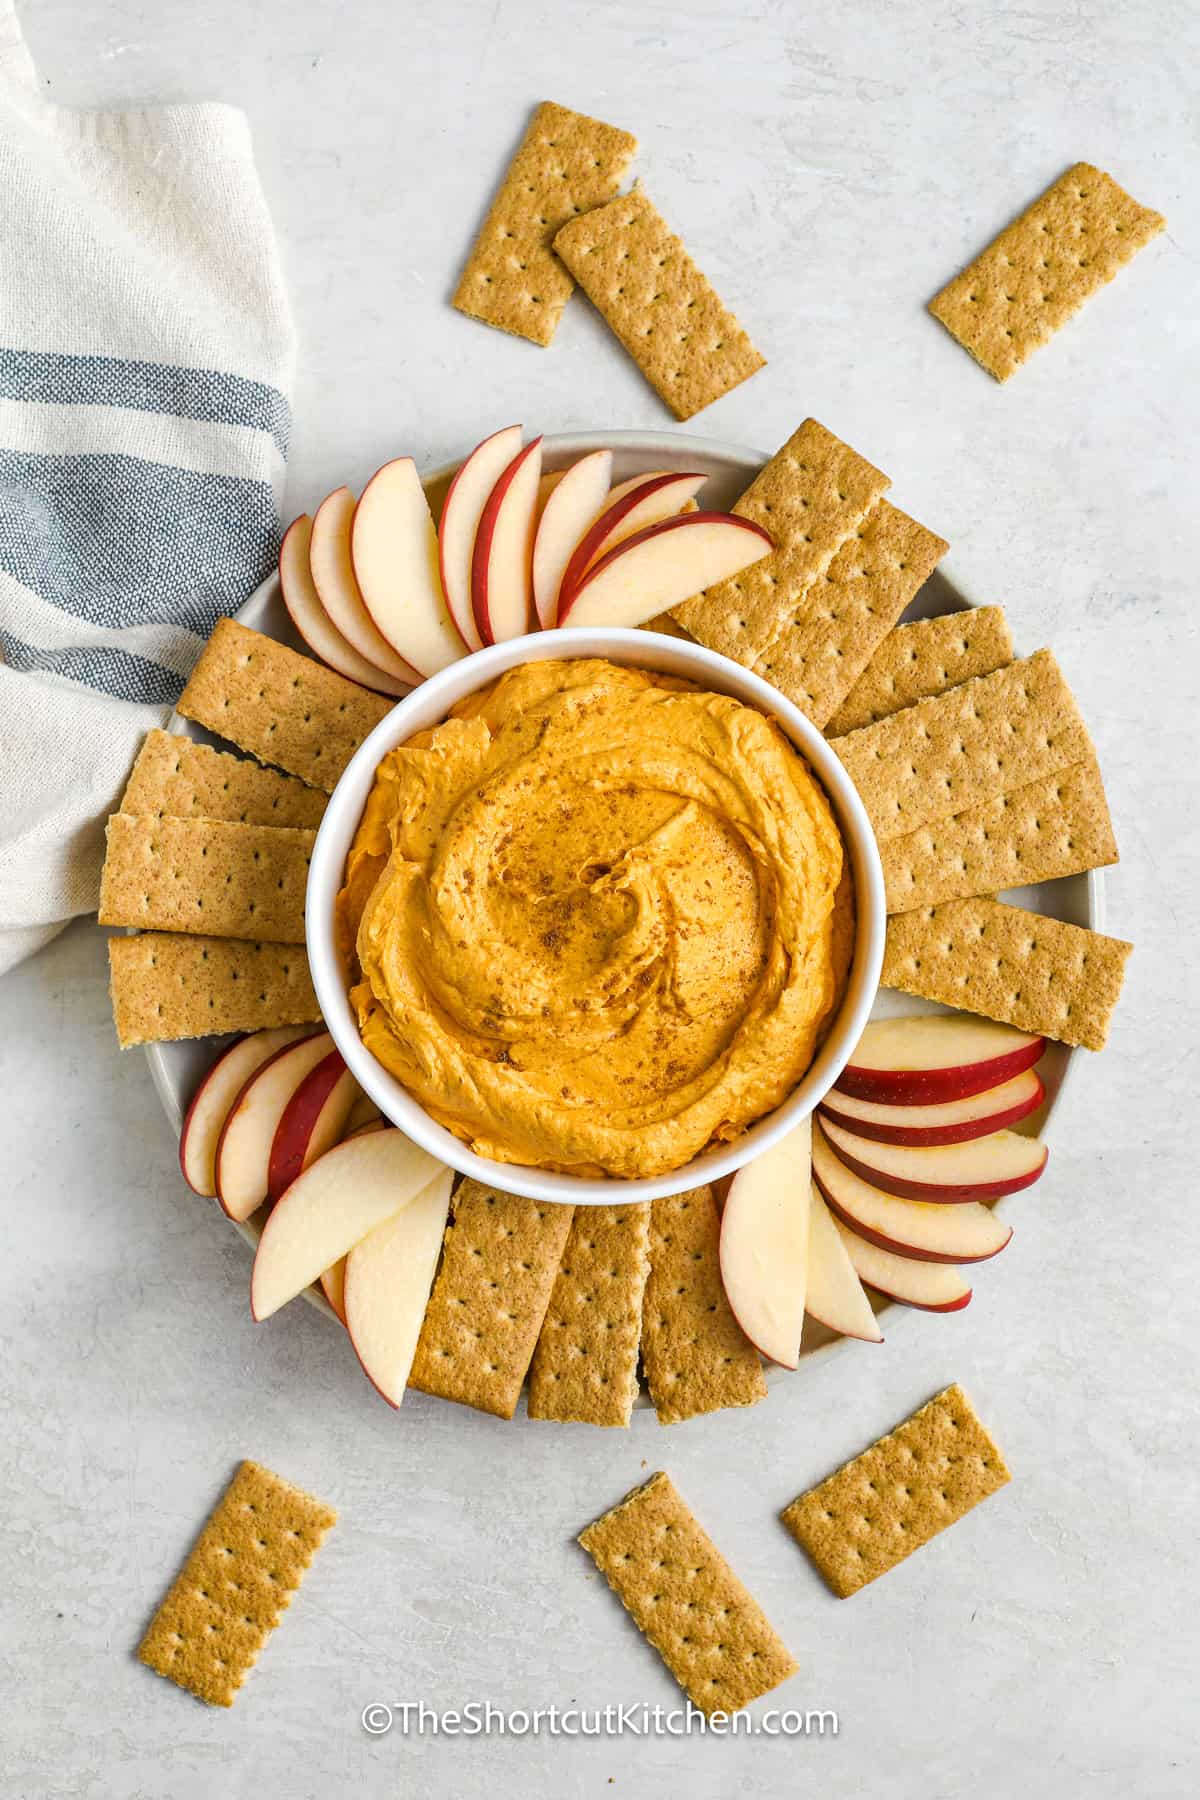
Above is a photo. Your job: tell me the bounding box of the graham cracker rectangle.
[177,619,391,793]
[881,758,1118,913]
[752,501,949,728]
[553,185,765,419]
[138,1459,336,1706]
[99,814,313,943]
[833,649,1095,842]
[579,1471,797,1714]
[671,419,890,661]
[781,1384,1009,1598]
[882,897,1132,1051]
[526,1203,651,1426]
[929,163,1165,381]
[826,606,1014,736]
[408,1179,575,1419]
[453,101,638,347]
[121,730,327,830]
[641,1187,766,1424]
[107,933,320,1047]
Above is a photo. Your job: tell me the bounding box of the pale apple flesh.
[812,1126,1012,1263]
[437,424,523,652]
[554,469,707,617]
[179,1026,313,1197]
[250,1128,443,1321]
[309,486,420,682]
[820,1115,1048,1203]
[531,448,613,628]
[835,1015,1045,1105]
[343,1169,453,1407]
[832,1214,973,1312]
[266,1051,362,1201]
[279,515,409,696]
[351,456,465,677]
[343,1092,382,1135]
[718,1118,811,1369]
[470,436,543,644]
[215,1030,335,1223]
[320,1257,347,1325]
[819,1068,1044,1146]
[558,512,773,632]
[804,1184,883,1342]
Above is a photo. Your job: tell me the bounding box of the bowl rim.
[306,628,885,1205]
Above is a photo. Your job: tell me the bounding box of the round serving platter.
[144,429,1101,1369]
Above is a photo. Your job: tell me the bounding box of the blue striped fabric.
[0,628,186,705]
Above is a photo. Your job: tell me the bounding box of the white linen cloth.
[0,2,294,972]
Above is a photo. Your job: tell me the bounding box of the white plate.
[145,429,1101,1361]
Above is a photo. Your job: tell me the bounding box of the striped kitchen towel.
[0,2,295,973]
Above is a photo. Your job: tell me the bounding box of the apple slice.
[554,471,707,614]
[812,1126,1011,1263]
[344,1168,453,1407]
[345,1119,387,1139]
[832,1213,973,1312]
[471,437,543,644]
[532,449,613,628]
[309,487,420,683]
[835,1015,1045,1105]
[250,1127,443,1321]
[279,516,409,696]
[215,1030,334,1223]
[820,1116,1047,1203]
[819,1068,1044,1147]
[266,1051,362,1201]
[558,513,773,632]
[343,1092,382,1135]
[179,1026,313,1197]
[805,1184,883,1342]
[320,1257,347,1325]
[438,425,523,652]
[718,1118,811,1369]
[352,457,464,677]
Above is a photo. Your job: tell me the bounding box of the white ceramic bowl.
[306,625,885,1205]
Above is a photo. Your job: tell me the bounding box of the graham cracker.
[553,185,766,419]
[408,1179,575,1419]
[121,730,326,830]
[177,619,391,793]
[753,501,949,728]
[671,419,889,660]
[929,163,1165,381]
[826,606,1014,736]
[881,758,1118,913]
[99,814,313,943]
[833,649,1095,842]
[579,1471,797,1714]
[107,933,320,1047]
[781,1384,1009,1598]
[138,1460,336,1706]
[526,1203,651,1426]
[640,1187,766,1424]
[453,101,638,347]
[882,896,1132,1050]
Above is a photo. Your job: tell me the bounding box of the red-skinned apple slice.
[266,1051,362,1201]
[279,516,409,695]
[812,1126,1011,1263]
[820,1115,1047,1203]
[309,487,420,683]
[438,425,523,651]
[351,457,464,676]
[215,1030,334,1223]
[558,512,773,632]
[320,1257,347,1325]
[532,448,613,628]
[343,1168,453,1407]
[250,1128,443,1321]
[554,470,706,617]
[179,1026,313,1197]
[819,1068,1044,1147]
[471,437,543,644]
[719,1118,811,1369]
[835,1015,1045,1105]
[805,1184,883,1342]
[832,1214,973,1312]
